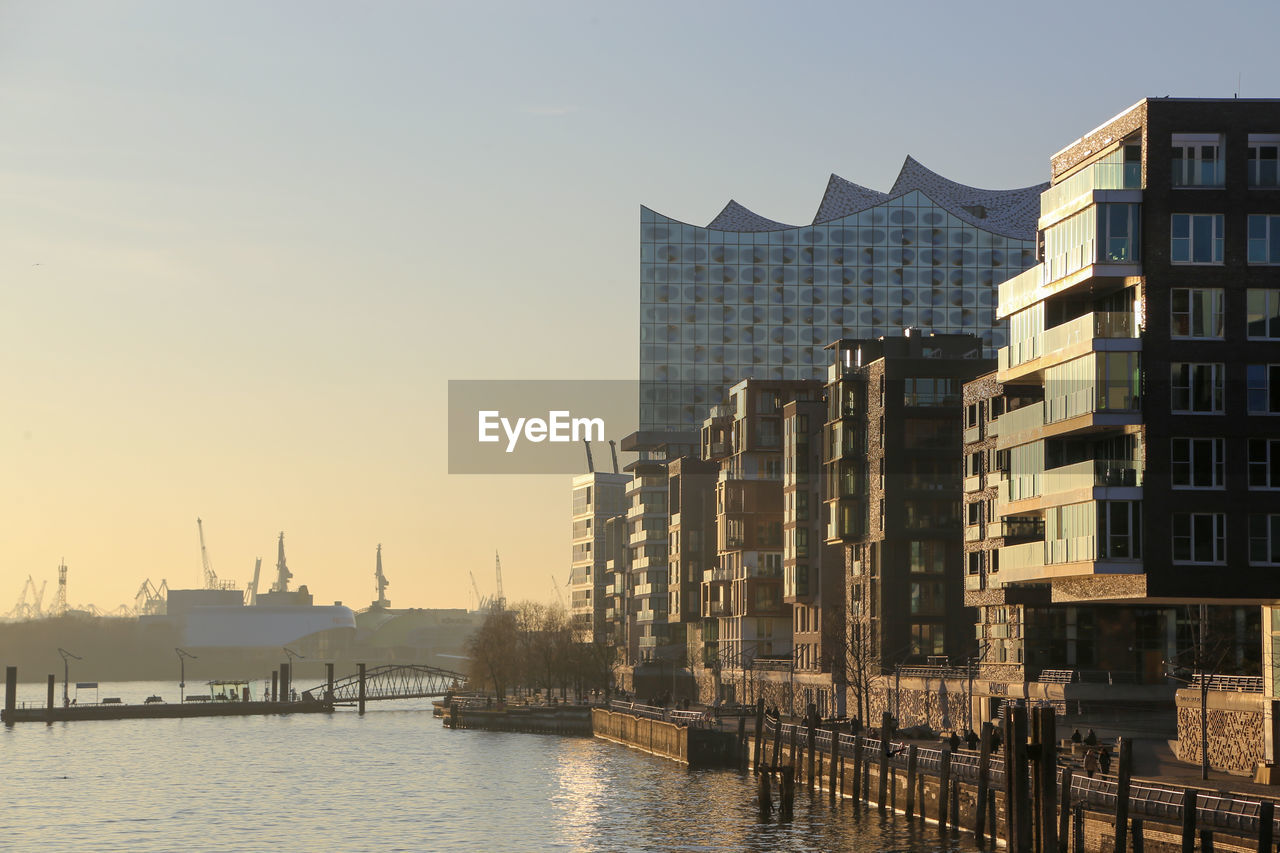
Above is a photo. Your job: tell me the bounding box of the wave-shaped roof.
[701,156,1046,239]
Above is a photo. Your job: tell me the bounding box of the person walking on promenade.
[948,730,960,752]
[1099,747,1112,775]
[1084,748,1100,778]
[1084,728,1098,746]
[965,729,979,750]
[1070,729,1082,743]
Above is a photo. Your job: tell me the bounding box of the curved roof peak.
[706,200,795,232]
[812,174,889,224]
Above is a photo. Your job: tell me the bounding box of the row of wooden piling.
[748,699,1276,853]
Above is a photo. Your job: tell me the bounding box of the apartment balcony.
[1001,459,1141,514]
[999,312,1140,383]
[1039,159,1142,225]
[702,599,729,618]
[995,402,1045,451]
[964,524,983,542]
[963,474,982,494]
[629,527,667,548]
[703,566,732,583]
[1000,517,1045,541]
[997,392,1140,451]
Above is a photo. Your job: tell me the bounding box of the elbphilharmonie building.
[640,158,1048,431]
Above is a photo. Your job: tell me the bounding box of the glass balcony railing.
[995,401,1044,444]
[1040,158,1142,217]
[998,264,1045,316]
[1041,312,1138,355]
[1041,459,1142,496]
[1001,540,1045,573]
[1000,517,1044,539]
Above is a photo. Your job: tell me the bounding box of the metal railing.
[1190,674,1264,693]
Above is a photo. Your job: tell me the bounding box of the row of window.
[1171,437,1280,489]
[1173,513,1280,566]
[1167,287,1280,339]
[1170,362,1280,414]
[1171,213,1280,264]
[1170,133,1278,188]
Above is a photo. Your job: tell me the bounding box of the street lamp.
[284,647,304,702]
[57,648,81,708]
[176,648,197,703]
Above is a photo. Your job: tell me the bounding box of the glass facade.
[640,183,1039,431]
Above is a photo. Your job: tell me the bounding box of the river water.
[5,681,985,852]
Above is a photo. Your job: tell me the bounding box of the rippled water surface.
[5,681,986,852]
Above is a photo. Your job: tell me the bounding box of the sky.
[2,0,1278,614]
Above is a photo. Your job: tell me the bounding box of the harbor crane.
[9,576,47,620]
[494,551,506,612]
[197,519,235,590]
[246,558,262,606]
[134,578,168,616]
[51,561,68,616]
[270,533,292,593]
[468,570,487,612]
[608,439,620,474]
[583,439,594,473]
[372,544,391,609]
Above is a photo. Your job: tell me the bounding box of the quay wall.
[447,705,593,736]
[591,709,740,768]
[1175,689,1269,774]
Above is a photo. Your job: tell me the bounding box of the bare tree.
[822,599,877,726]
[466,607,518,700]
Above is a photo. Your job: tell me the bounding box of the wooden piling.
[280,662,290,703]
[271,670,278,703]
[758,770,773,817]
[852,735,864,802]
[807,713,817,794]
[906,743,918,819]
[4,666,15,725]
[1200,830,1214,853]
[977,721,992,840]
[1114,738,1133,853]
[1132,818,1144,853]
[789,720,799,777]
[772,711,783,770]
[780,766,795,816]
[46,674,55,724]
[1257,800,1273,853]
[1011,705,1032,853]
[1181,789,1198,853]
[753,699,765,774]
[939,747,952,834]
[1072,802,1084,853]
[325,662,334,702]
[838,752,845,799]
[357,662,366,715]
[738,716,748,771]
[1039,706,1058,853]
[1058,767,1072,853]
[879,711,894,813]
[828,729,838,800]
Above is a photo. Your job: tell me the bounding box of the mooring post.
[1257,800,1273,853]
[357,662,367,716]
[758,769,773,817]
[1181,789,1197,853]
[906,743,918,819]
[326,662,334,702]
[3,666,15,726]
[46,674,55,724]
[1039,706,1058,853]
[772,710,783,770]
[1072,802,1084,853]
[738,715,748,771]
[807,706,817,794]
[879,711,894,813]
[754,699,765,773]
[1114,737,1133,853]
[1012,704,1032,853]
[789,719,799,776]
[271,670,279,704]
[940,747,952,834]
[1058,767,1072,853]
[1031,710,1042,853]
[829,727,838,800]
[1132,818,1144,853]
[280,662,290,704]
[920,763,929,822]
[852,735,863,802]
[1200,830,1214,853]
[977,721,992,839]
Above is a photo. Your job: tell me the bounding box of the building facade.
[640,158,1045,432]
[569,471,631,644]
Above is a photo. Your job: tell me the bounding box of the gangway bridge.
[302,663,467,704]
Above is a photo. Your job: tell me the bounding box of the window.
[1250,515,1280,565]
[1098,500,1141,559]
[1249,134,1280,188]
[1171,363,1224,413]
[966,502,982,526]
[1248,215,1280,265]
[1171,289,1224,338]
[1249,439,1280,489]
[908,541,946,574]
[1171,134,1223,187]
[1172,513,1226,564]
[1171,214,1224,264]
[1099,203,1141,262]
[910,581,945,616]
[1247,365,1280,414]
[1171,438,1225,489]
[1248,290,1280,340]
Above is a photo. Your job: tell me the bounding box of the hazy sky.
[2,0,1277,613]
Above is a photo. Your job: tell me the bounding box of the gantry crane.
[372,544,391,609]
[494,551,506,612]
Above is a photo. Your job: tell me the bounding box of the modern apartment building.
[619,431,698,664]
[640,160,1045,432]
[666,456,718,659]
[824,333,993,669]
[976,98,1280,680]
[569,471,631,644]
[703,379,823,670]
[782,396,843,676]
